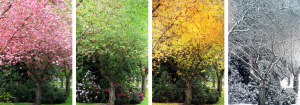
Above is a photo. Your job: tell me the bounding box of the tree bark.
[66,75,71,96]
[184,81,192,105]
[141,68,148,95]
[142,74,147,95]
[288,76,290,86]
[33,81,42,105]
[217,76,222,96]
[293,75,299,93]
[108,80,116,105]
[60,77,64,88]
[258,81,266,105]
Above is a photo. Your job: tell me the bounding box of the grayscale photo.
[228,0,300,105]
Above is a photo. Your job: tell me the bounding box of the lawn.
[0,89,72,105]
[53,82,72,87]
[76,103,100,105]
[206,81,224,87]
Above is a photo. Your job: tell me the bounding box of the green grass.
[205,81,224,87]
[0,89,72,105]
[76,103,101,105]
[52,82,72,87]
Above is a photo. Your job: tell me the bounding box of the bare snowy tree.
[229,0,300,105]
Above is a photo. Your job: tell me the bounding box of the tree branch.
[1,3,12,16]
[76,23,93,45]
[76,0,83,8]
[152,2,161,13]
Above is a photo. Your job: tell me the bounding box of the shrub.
[229,60,297,105]
[0,65,68,104]
[0,92,16,103]
[153,69,219,104]
[206,89,219,104]
[76,70,144,104]
[52,89,68,103]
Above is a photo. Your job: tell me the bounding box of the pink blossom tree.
[0,0,71,105]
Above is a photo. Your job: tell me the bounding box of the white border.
[225,0,228,104]
[148,0,152,104]
[72,0,76,104]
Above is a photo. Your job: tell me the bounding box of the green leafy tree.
[76,0,147,105]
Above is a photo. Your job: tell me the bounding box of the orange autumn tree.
[152,0,223,104]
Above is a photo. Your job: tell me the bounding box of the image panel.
[0,0,72,105]
[152,0,224,105]
[76,0,148,105]
[229,0,300,105]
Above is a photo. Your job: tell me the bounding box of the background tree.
[211,45,224,96]
[152,0,223,104]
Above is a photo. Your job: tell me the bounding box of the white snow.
[280,77,294,89]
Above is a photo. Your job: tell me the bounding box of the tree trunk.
[217,76,222,96]
[258,81,266,105]
[60,77,64,88]
[66,75,71,96]
[142,74,147,95]
[108,81,116,105]
[288,76,290,86]
[212,78,216,88]
[184,81,192,105]
[33,81,42,105]
[293,75,299,93]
